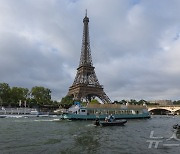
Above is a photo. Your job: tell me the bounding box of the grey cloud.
[0,0,180,101]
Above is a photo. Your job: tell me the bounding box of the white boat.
[0,107,49,118]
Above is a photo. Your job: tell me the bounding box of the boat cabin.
[68,105,87,115]
[68,104,148,116]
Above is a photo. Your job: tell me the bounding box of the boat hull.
[62,113,150,120]
[94,120,127,126]
[97,120,127,126]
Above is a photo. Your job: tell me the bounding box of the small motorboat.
[173,124,180,130]
[94,119,127,126]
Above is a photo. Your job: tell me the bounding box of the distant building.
[148,100,173,105]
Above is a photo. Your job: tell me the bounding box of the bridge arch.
[149,108,171,115]
[148,106,180,115]
[148,108,172,112]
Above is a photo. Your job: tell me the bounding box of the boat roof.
[86,104,147,109]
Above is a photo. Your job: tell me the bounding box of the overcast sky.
[0,0,180,101]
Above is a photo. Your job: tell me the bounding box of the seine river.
[0,115,180,154]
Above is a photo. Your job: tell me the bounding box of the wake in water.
[34,119,61,122]
[86,123,96,127]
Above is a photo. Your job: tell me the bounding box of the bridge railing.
[147,105,180,108]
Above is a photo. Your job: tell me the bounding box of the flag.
[19,100,22,107]
[24,101,26,108]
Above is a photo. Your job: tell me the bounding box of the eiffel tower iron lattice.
[67,12,111,103]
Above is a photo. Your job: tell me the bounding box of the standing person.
[105,116,108,122]
[109,114,115,122]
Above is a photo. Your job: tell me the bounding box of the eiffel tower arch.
[67,12,111,103]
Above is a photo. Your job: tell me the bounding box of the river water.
[0,115,180,154]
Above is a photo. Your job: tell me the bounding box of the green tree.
[90,99,100,104]
[119,100,127,104]
[173,100,180,105]
[0,83,11,105]
[130,99,138,104]
[138,99,147,105]
[31,86,51,106]
[60,95,74,108]
[10,87,29,106]
[52,100,60,106]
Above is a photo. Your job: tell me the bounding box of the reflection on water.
[0,115,180,154]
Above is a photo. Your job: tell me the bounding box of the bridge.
[147,105,180,114]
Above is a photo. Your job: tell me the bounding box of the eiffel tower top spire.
[85,9,87,17]
[79,10,93,67]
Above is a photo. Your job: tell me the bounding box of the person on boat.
[108,114,115,122]
[95,118,100,126]
[173,124,180,130]
[105,116,108,122]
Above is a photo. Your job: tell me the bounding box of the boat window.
[88,109,93,114]
[109,111,115,114]
[102,110,107,114]
[81,110,86,112]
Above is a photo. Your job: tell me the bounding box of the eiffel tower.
[67,12,111,103]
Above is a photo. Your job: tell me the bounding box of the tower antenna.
[85,9,87,17]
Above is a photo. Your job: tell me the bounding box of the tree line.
[0,83,59,108]
[2,82,180,109]
[60,97,180,109]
